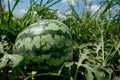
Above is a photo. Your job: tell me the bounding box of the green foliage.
[0,35,23,68]
[0,0,120,80]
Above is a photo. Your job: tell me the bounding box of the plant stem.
[7,0,11,29]
[19,69,26,78]
[101,29,105,66]
[74,67,79,80]
[74,54,86,80]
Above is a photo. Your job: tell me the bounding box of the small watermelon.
[13,20,73,71]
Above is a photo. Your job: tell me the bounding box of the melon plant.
[13,20,73,72]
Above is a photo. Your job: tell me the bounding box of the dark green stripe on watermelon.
[14,34,72,58]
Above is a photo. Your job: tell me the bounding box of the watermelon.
[13,20,73,71]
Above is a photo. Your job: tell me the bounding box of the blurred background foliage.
[0,0,120,80]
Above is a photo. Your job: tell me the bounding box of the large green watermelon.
[14,20,73,71]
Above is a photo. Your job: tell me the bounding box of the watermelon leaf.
[0,54,23,68]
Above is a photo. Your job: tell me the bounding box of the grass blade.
[39,0,43,6]
[11,0,20,12]
[46,0,61,8]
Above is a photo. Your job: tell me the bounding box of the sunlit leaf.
[0,54,23,68]
[64,62,74,67]
[0,54,8,68]
[0,42,4,53]
[85,68,94,80]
